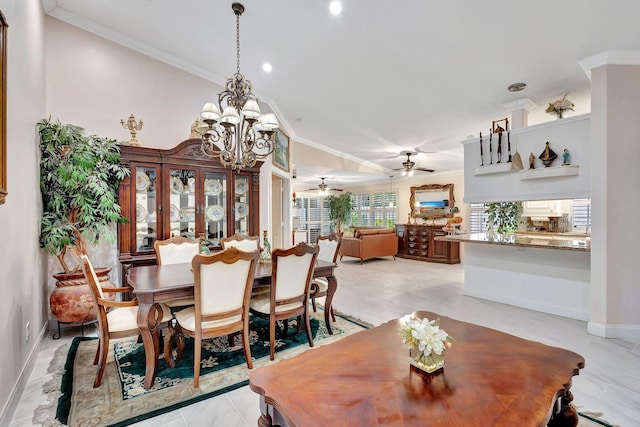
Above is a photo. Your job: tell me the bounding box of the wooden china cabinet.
[117,139,261,278]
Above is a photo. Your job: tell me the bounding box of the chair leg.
[269,317,276,361]
[296,315,302,334]
[163,326,175,368]
[331,307,336,323]
[303,310,314,348]
[311,297,318,313]
[242,326,253,369]
[175,325,185,363]
[194,336,201,388]
[93,335,109,388]
[93,338,101,365]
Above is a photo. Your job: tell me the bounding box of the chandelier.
[200,3,279,171]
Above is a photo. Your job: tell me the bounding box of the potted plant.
[485,201,523,234]
[327,192,353,234]
[38,118,130,324]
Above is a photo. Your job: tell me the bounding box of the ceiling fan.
[306,177,343,195]
[393,152,434,176]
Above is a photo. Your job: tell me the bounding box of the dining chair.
[249,242,319,360]
[80,254,174,388]
[220,233,260,252]
[174,247,259,387]
[310,233,341,325]
[153,235,200,309]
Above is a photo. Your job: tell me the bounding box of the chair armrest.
[101,284,133,293]
[98,298,138,308]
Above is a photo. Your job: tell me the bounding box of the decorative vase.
[49,267,112,323]
[409,347,445,374]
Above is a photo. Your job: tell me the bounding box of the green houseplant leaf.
[485,201,523,234]
[38,118,130,273]
[327,192,353,233]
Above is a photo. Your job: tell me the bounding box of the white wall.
[0,0,47,422]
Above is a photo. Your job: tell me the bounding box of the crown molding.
[580,50,640,79]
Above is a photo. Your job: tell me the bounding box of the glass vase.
[409,347,445,374]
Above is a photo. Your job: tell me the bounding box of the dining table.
[126,259,338,389]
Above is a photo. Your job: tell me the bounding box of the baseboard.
[464,289,590,321]
[588,321,640,340]
[0,321,49,426]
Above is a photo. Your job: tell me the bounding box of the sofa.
[339,228,398,264]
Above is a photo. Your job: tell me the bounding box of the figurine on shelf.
[562,149,570,165]
[260,230,272,264]
[529,153,535,169]
[539,141,558,167]
[495,124,505,163]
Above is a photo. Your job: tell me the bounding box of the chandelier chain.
[235,12,241,75]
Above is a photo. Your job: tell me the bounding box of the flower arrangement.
[546,93,574,119]
[399,314,453,373]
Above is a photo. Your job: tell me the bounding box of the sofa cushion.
[375,228,395,235]
[356,229,380,238]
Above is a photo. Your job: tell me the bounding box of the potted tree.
[485,201,523,234]
[327,192,353,234]
[38,118,130,325]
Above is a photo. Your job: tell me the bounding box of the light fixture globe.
[199,2,279,170]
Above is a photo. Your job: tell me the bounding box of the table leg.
[137,302,162,389]
[548,389,579,427]
[324,274,337,335]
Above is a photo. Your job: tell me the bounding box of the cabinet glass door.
[203,171,227,246]
[234,175,250,235]
[134,165,159,252]
[168,168,197,239]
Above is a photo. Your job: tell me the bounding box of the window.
[351,190,397,228]
[572,198,591,231]
[293,197,331,243]
[469,203,489,233]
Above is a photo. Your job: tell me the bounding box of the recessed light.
[508,82,527,92]
[262,62,272,73]
[329,1,342,15]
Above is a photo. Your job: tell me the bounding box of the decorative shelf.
[520,165,579,180]
[474,163,517,176]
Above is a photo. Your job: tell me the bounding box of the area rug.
[34,309,367,427]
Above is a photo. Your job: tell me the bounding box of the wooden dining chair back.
[310,234,341,325]
[154,235,200,265]
[153,235,200,309]
[249,242,319,360]
[220,233,260,253]
[80,254,174,388]
[174,247,259,387]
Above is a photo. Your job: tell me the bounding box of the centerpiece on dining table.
[399,313,454,374]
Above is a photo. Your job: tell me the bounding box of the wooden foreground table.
[249,311,584,427]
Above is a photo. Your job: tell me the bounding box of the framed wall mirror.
[409,183,455,219]
[0,11,7,205]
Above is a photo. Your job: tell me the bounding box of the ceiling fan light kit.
[394,152,434,176]
[307,177,343,196]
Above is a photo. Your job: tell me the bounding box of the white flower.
[399,315,452,358]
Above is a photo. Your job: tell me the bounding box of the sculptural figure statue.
[529,153,535,169]
[562,149,570,165]
[538,142,557,167]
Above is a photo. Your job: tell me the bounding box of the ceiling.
[44,0,640,191]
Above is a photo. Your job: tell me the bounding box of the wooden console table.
[249,311,584,427]
[396,224,460,263]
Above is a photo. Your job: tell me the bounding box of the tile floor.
[10,257,640,426]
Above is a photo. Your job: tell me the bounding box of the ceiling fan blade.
[416,167,435,173]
